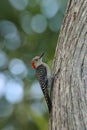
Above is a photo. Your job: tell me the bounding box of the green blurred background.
[0,0,68,130]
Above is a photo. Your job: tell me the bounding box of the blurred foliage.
[0,0,68,130]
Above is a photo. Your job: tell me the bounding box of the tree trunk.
[50,0,87,130]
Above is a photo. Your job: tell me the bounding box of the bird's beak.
[39,53,45,59]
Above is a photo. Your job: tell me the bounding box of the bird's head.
[31,53,44,69]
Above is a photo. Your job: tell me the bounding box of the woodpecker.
[31,53,52,112]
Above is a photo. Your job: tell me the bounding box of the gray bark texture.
[49,0,87,130]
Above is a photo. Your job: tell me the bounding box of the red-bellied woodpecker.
[31,53,52,112]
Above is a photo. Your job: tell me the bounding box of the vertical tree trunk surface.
[50,0,87,130]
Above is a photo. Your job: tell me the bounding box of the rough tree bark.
[49,0,87,130]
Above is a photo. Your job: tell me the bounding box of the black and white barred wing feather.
[36,65,52,112]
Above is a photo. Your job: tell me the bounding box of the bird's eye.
[35,59,38,61]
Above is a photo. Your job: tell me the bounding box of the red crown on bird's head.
[31,60,36,69]
[31,53,44,70]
